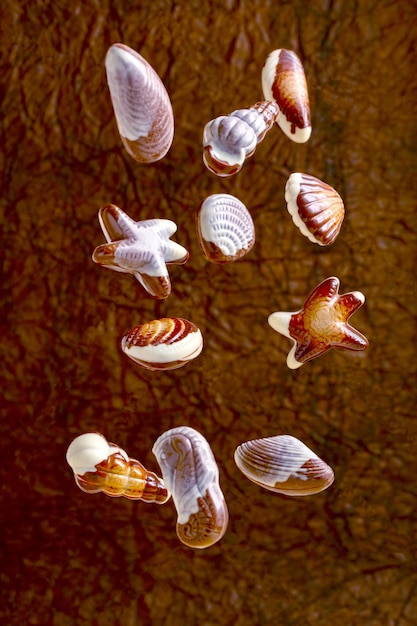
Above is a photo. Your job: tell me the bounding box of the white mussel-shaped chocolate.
[202,100,279,176]
[234,435,334,496]
[262,49,311,143]
[121,317,203,371]
[105,43,174,163]
[66,432,170,503]
[92,204,188,299]
[285,173,345,245]
[152,426,229,548]
[196,194,255,263]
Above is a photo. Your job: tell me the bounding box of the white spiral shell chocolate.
[152,426,229,549]
[196,194,255,263]
[121,317,203,370]
[66,433,170,503]
[202,100,279,176]
[285,173,345,245]
[105,43,174,163]
[234,435,334,496]
[262,49,311,143]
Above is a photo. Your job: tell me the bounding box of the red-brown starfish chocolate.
[268,277,369,368]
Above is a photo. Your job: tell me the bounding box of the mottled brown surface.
[1,1,417,624]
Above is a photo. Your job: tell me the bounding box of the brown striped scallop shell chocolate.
[234,435,334,496]
[121,317,203,370]
[285,173,345,245]
[66,433,170,503]
[105,43,174,163]
[152,426,229,549]
[196,194,255,263]
[262,49,311,143]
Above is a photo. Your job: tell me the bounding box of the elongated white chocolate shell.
[285,173,345,245]
[152,426,229,548]
[262,49,311,143]
[234,435,334,496]
[105,43,174,162]
[121,317,203,370]
[196,194,255,263]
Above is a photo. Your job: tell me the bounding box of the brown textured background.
[1,1,417,624]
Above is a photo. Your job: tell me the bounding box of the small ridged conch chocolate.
[234,435,334,496]
[202,100,279,176]
[66,433,170,503]
[105,43,174,163]
[285,173,345,245]
[262,49,311,143]
[121,318,203,370]
[152,426,229,549]
[196,193,255,263]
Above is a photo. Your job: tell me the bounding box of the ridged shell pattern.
[202,100,279,176]
[66,433,170,503]
[196,194,255,263]
[152,426,229,549]
[105,43,174,163]
[234,435,334,496]
[262,49,311,143]
[285,173,345,245]
[121,317,203,370]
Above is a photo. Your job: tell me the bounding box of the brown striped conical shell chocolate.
[66,433,170,503]
[285,173,345,245]
[152,426,229,549]
[121,318,203,370]
[196,194,255,263]
[105,43,174,163]
[234,435,334,496]
[202,101,279,176]
[262,49,311,143]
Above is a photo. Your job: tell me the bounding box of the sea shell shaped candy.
[202,100,279,176]
[262,49,311,143]
[196,194,255,263]
[66,433,170,503]
[105,43,174,163]
[234,435,334,496]
[285,173,345,245]
[121,317,203,370]
[152,426,229,548]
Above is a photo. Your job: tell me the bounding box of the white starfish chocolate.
[92,204,189,299]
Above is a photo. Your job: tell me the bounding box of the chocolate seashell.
[66,433,170,503]
[121,317,203,371]
[196,193,255,263]
[285,173,345,245]
[234,435,334,496]
[262,49,311,143]
[202,101,279,176]
[152,426,229,549]
[105,43,174,163]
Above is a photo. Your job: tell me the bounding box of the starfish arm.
[293,337,331,366]
[134,272,171,299]
[336,324,369,351]
[98,204,139,241]
[336,291,366,316]
[140,218,178,238]
[304,276,340,308]
[162,241,189,265]
[92,241,132,273]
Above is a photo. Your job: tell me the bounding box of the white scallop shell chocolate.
[202,100,279,176]
[152,426,229,548]
[105,43,174,163]
[121,317,203,370]
[285,173,345,245]
[234,435,334,496]
[262,49,311,143]
[196,194,255,263]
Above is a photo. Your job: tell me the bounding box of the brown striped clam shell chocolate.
[152,426,229,549]
[196,194,255,263]
[285,173,345,245]
[234,435,334,496]
[105,43,174,163]
[262,49,311,143]
[121,317,203,371]
[202,100,279,176]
